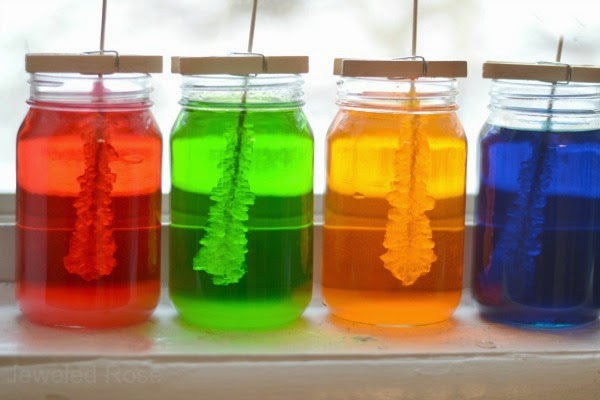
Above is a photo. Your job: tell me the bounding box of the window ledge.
[0,283,599,399]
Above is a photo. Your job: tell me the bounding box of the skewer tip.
[556,35,564,63]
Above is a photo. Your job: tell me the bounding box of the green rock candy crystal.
[193,115,255,285]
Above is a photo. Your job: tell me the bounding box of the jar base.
[322,287,461,326]
[17,280,160,329]
[477,304,599,329]
[170,292,311,331]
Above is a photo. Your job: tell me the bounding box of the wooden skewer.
[555,35,564,63]
[247,0,258,53]
[100,0,108,52]
[412,0,418,56]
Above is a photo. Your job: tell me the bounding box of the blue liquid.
[473,125,600,328]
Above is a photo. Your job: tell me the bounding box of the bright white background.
[0,0,599,194]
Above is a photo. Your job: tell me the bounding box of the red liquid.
[16,105,162,328]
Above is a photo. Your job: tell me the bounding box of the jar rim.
[180,74,304,91]
[487,79,600,132]
[492,78,600,89]
[339,76,458,84]
[335,76,459,113]
[29,72,152,81]
[27,72,154,110]
[179,74,305,109]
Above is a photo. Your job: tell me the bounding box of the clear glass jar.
[474,79,600,328]
[169,74,314,330]
[322,77,467,325]
[16,73,162,328]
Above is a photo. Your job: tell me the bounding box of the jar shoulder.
[327,109,465,141]
[171,108,313,140]
[18,107,162,140]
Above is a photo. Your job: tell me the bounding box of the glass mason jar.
[169,74,314,330]
[323,77,467,325]
[474,79,600,328]
[16,73,162,328]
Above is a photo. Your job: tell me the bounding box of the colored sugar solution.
[169,104,313,330]
[474,125,600,327]
[16,106,162,328]
[323,110,466,325]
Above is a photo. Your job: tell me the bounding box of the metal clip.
[83,50,120,69]
[229,51,268,75]
[391,55,428,76]
[537,61,572,85]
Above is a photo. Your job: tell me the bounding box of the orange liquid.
[322,108,466,325]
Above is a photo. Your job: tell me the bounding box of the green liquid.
[169,105,314,330]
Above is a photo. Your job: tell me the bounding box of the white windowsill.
[1,193,598,399]
[0,283,599,399]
